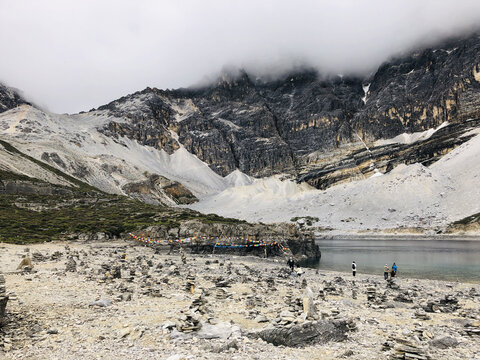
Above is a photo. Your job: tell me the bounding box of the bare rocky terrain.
[0,240,479,360]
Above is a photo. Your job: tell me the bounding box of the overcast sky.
[1,0,480,113]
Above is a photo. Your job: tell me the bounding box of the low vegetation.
[0,192,247,244]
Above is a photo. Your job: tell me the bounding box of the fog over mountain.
[1,0,480,113]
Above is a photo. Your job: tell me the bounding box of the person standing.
[352,261,357,277]
[392,262,398,277]
[384,264,389,280]
[287,257,295,272]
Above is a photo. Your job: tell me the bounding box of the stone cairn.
[423,294,460,313]
[265,277,276,292]
[111,266,122,279]
[323,280,343,296]
[0,273,8,324]
[382,336,430,360]
[215,276,232,300]
[245,295,265,309]
[414,309,431,321]
[185,273,195,294]
[465,321,480,336]
[273,290,304,326]
[176,288,209,333]
[189,291,208,315]
[318,289,326,300]
[32,251,47,262]
[65,257,77,272]
[176,311,202,333]
[367,287,377,303]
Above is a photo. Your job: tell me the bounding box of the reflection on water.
[313,238,480,283]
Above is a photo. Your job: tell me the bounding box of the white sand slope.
[191,128,480,231]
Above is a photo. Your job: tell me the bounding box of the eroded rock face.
[94,33,480,181]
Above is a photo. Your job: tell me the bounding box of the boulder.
[429,336,459,349]
[250,319,349,347]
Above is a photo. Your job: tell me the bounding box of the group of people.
[384,262,398,279]
[287,257,399,280]
[351,261,398,279]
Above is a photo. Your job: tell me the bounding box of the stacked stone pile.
[65,257,77,272]
[245,295,264,309]
[176,311,202,333]
[185,273,195,293]
[382,336,430,360]
[323,280,342,295]
[189,292,208,315]
[423,294,460,313]
[367,287,376,303]
[464,321,480,336]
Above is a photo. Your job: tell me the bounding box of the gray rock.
[88,299,112,307]
[429,336,459,349]
[250,319,349,347]
[196,322,232,340]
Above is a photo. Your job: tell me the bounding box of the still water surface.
[314,238,480,283]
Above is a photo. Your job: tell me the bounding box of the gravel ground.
[0,240,479,360]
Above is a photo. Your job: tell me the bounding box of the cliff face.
[98,72,364,178]
[353,34,480,140]
[96,34,480,182]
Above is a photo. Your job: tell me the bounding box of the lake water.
[312,237,480,283]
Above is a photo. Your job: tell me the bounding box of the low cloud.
[1,0,480,113]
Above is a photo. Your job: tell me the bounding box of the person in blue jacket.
[392,262,398,277]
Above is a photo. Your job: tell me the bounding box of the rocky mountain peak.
[0,83,30,113]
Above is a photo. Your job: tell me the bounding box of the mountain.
[1,33,480,233]
[93,34,480,183]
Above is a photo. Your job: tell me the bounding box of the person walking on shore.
[384,264,389,280]
[392,262,398,277]
[352,261,357,277]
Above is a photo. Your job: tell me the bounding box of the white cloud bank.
[1,0,480,113]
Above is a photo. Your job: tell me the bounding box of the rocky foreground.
[0,241,479,360]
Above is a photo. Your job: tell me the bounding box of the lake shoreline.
[313,237,480,284]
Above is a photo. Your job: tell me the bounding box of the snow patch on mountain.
[375,122,449,146]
